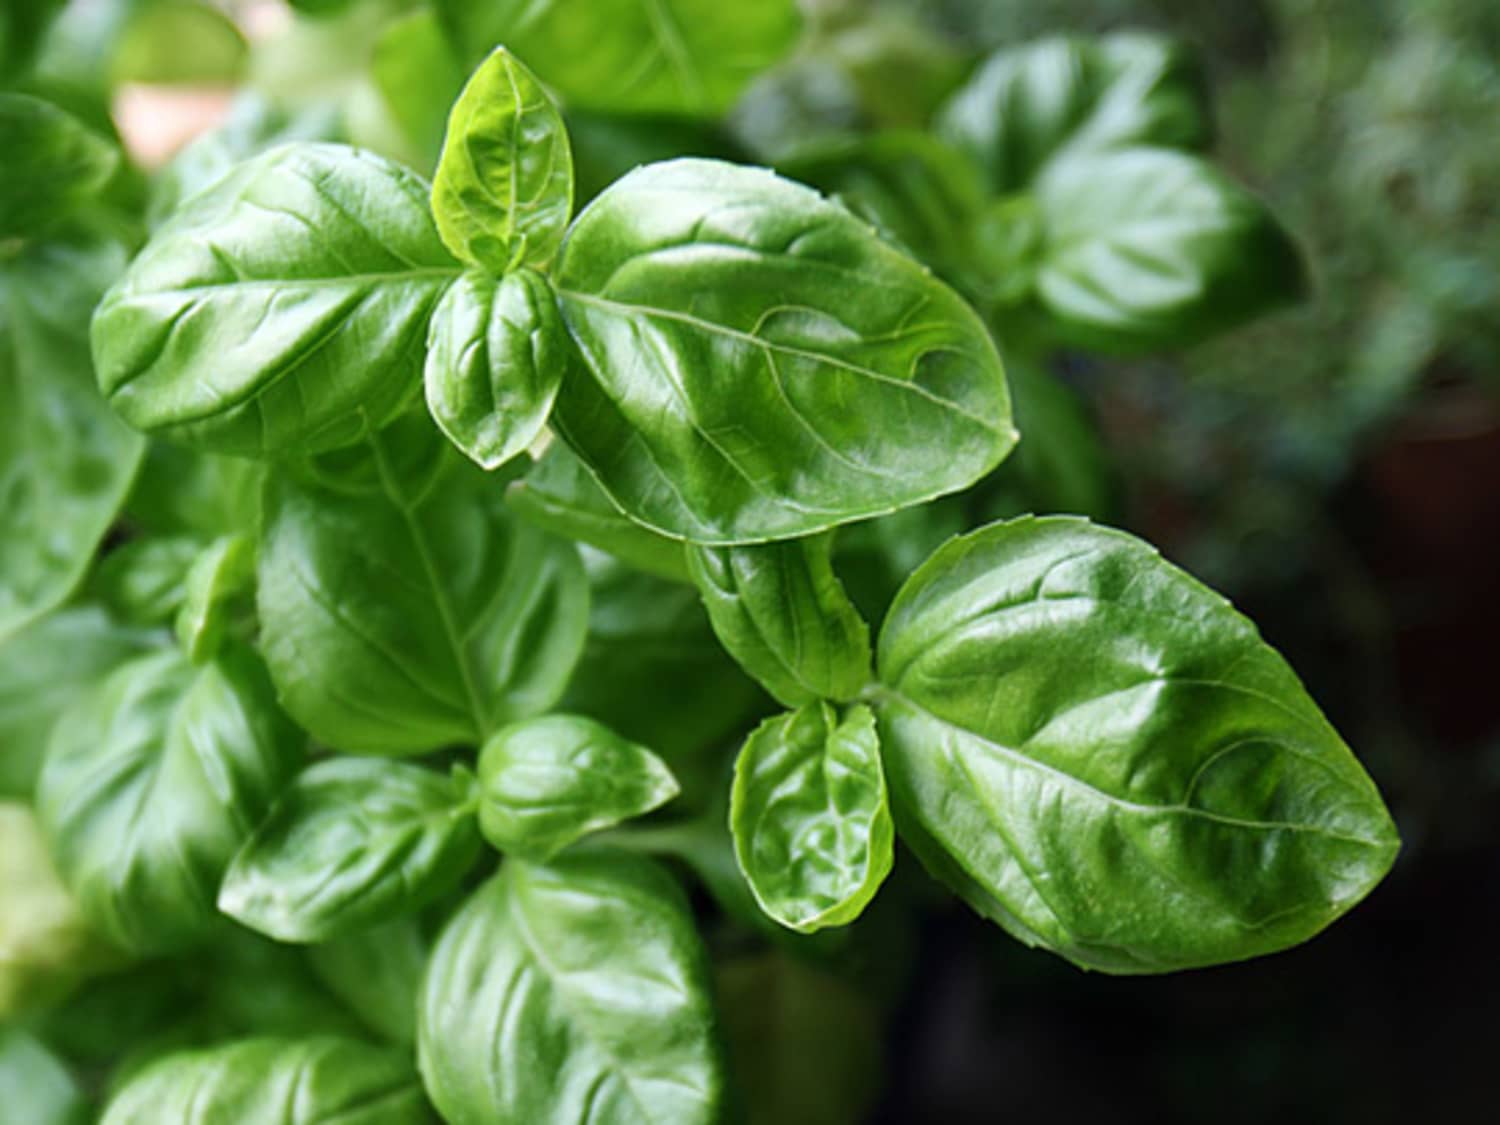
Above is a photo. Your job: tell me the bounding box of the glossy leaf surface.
[731,703,892,932]
[552,158,1015,543]
[92,143,459,457]
[477,713,679,859]
[875,516,1400,973]
[418,853,724,1125]
[100,1036,433,1125]
[36,647,300,953]
[432,47,573,272]
[426,269,571,470]
[1033,147,1307,352]
[220,757,482,942]
[0,93,117,238]
[257,432,588,754]
[688,534,871,707]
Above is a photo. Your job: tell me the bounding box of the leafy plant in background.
[1,1,1400,1122]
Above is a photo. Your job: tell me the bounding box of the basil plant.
[1,3,1396,1122]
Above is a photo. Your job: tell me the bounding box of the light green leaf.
[113,0,247,86]
[477,713,679,859]
[92,143,460,457]
[875,516,1401,973]
[1,239,145,642]
[508,441,691,582]
[0,93,118,238]
[100,1036,434,1125]
[432,46,573,272]
[0,1028,86,1125]
[90,537,202,627]
[551,158,1015,544]
[435,0,800,117]
[175,534,256,663]
[730,703,891,933]
[124,443,265,539]
[36,646,301,953]
[425,269,570,470]
[936,32,1210,193]
[688,534,871,707]
[220,757,482,943]
[257,429,588,754]
[1034,147,1307,352]
[417,852,725,1125]
[308,918,429,1044]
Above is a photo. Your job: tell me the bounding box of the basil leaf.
[937,32,1210,193]
[1033,147,1307,352]
[435,0,800,117]
[220,757,482,942]
[112,0,247,86]
[257,432,588,754]
[425,269,571,470]
[1,239,145,642]
[508,442,691,583]
[432,47,573,273]
[874,516,1400,973]
[36,646,302,953]
[100,1036,434,1125]
[0,0,66,83]
[91,537,202,626]
[0,1028,85,1125]
[552,158,1016,543]
[92,143,460,457]
[730,703,891,933]
[418,853,725,1125]
[308,918,429,1044]
[687,534,871,707]
[175,534,256,663]
[0,607,156,798]
[0,93,118,238]
[125,442,264,539]
[477,714,679,860]
[370,9,466,175]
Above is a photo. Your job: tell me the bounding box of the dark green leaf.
[551,158,1016,543]
[220,757,482,942]
[731,703,891,933]
[432,46,573,272]
[36,646,301,953]
[113,0,247,86]
[688,534,871,706]
[124,442,264,539]
[0,0,66,83]
[308,918,429,1043]
[875,516,1401,973]
[426,269,571,470]
[418,852,725,1125]
[477,713,679,859]
[92,143,459,457]
[0,93,117,238]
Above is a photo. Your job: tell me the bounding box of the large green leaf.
[431,47,573,273]
[936,32,1210,193]
[435,0,800,117]
[1033,147,1307,352]
[257,429,588,754]
[551,158,1015,544]
[100,1036,434,1125]
[687,534,871,707]
[874,516,1400,973]
[36,647,301,953]
[730,703,892,933]
[219,757,482,942]
[0,240,145,642]
[418,852,725,1125]
[0,93,118,238]
[92,143,459,457]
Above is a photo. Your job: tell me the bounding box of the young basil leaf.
[476,713,679,860]
[874,516,1401,973]
[0,1028,86,1125]
[90,537,202,626]
[258,432,588,754]
[92,143,460,458]
[936,32,1210,193]
[730,703,892,933]
[508,442,691,583]
[0,607,157,798]
[551,158,1016,544]
[418,852,725,1125]
[36,646,302,953]
[1033,147,1308,352]
[0,93,118,238]
[434,0,800,117]
[1,239,145,643]
[431,47,573,273]
[220,757,482,943]
[175,533,256,663]
[425,269,571,470]
[687,534,872,707]
[308,918,429,1044]
[100,1036,434,1125]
